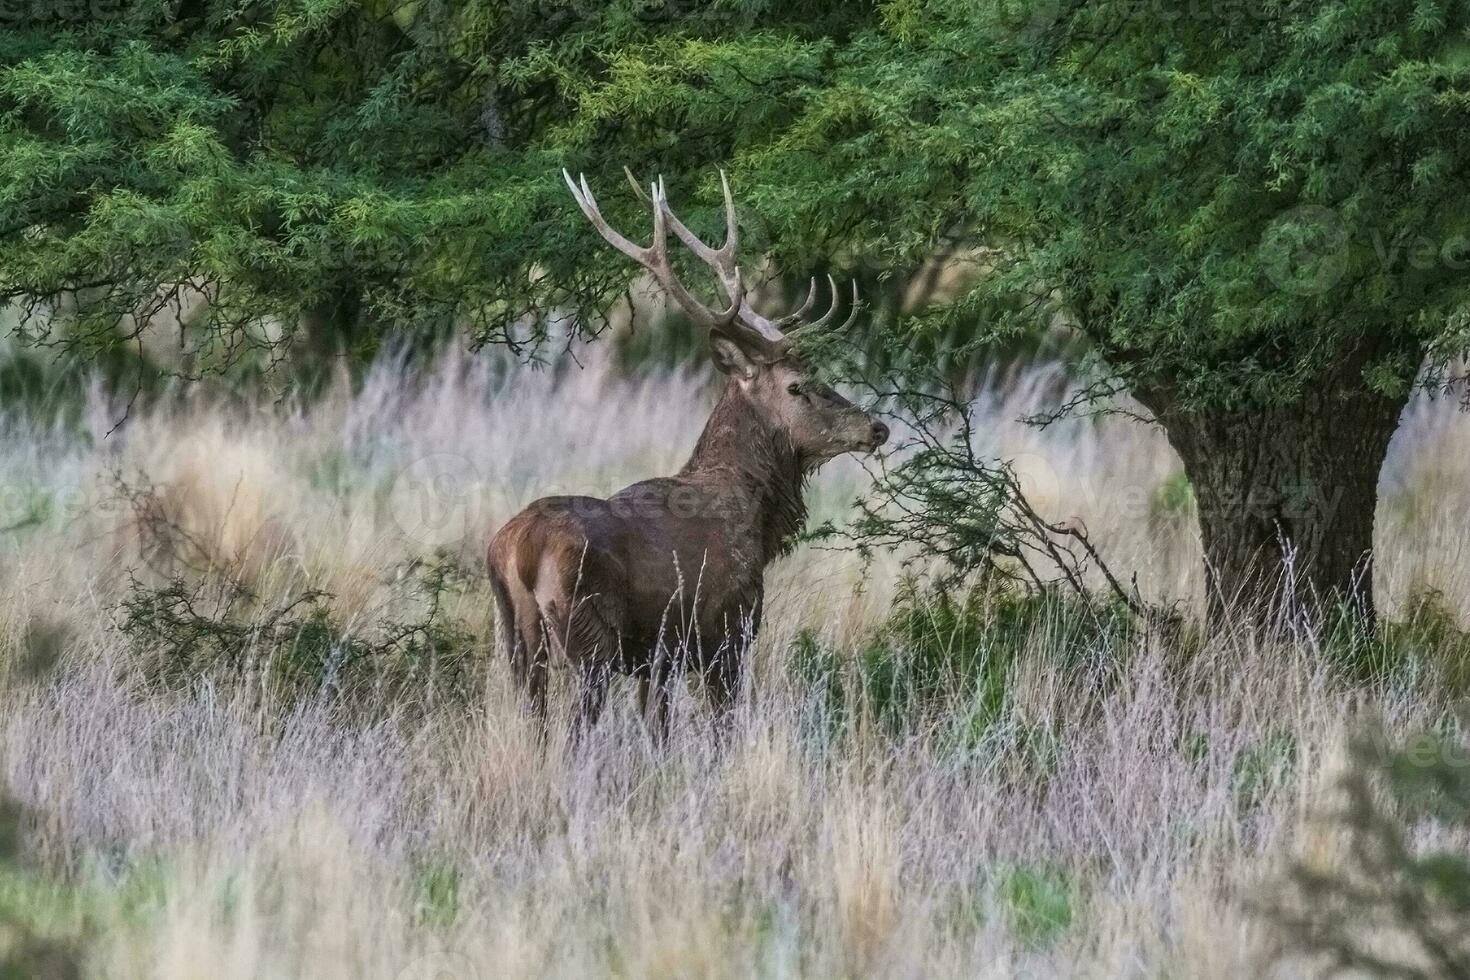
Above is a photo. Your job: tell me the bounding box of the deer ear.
[709,335,760,380]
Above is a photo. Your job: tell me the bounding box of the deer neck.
[679,381,810,563]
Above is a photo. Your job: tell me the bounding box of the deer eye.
[787,382,804,396]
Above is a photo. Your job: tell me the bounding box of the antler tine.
[837,279,862,332]
[716,169,739,268]
[622,165,645,201]
[781,274,842,337]
[564,169,648,266]
[694,170,789,349]
[649,178,746,328]
[619,167,789,355]
[807,274,843,330]
[577,165,807,356]
[778,278,861,353]
[769,277,819,330]
[622,167,741,294]
[565,168,742,331]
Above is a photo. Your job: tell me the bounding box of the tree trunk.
[296,286,369,388]
[1139,374,1407,629]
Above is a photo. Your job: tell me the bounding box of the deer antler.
[562,167,860,360]
[563,169,745,335]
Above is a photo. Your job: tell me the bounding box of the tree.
[529,0,1470,625]
[957,0,1470,625]
[0,1,870,377]
[0,1,642,373]
[5,1,1470,624]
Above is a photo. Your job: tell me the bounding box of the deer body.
[487,169,887,739]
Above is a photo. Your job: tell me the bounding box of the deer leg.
[703,609,755,730]
[515,615,549,736]
[638,653,673,745]
[488,568,550,735]
[548,596,620,744]
[573,662,610,743]
[703,648,743,714]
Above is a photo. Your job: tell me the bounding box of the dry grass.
[0,345,1468,977]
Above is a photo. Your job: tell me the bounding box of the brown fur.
[486,358,886,740]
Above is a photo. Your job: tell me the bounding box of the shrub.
[115,560,478,712]
[1322,592,1470,701]
[790,580,1135,739]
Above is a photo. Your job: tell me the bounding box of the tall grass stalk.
[0,345,1467,976]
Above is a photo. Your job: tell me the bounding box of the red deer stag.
[487,169,888,740]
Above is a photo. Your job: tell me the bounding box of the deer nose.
[870,421,890,446]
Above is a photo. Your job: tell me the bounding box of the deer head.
[563,168,889,463]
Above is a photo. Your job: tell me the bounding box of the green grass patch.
[1322,591,1470,699]
[1152,471,1196,518]
[998,864,1079,947]
[790,581,1135,741]
[1232,732,1298,814]
[413,860,461,928]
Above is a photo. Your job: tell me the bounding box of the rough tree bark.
[1137,363,1409,630]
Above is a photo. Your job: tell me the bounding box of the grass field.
[0,344,1467,977]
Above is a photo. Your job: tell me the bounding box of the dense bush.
[116,561,478,713]
[790,580,1136,740]
[1322,593,1470,702]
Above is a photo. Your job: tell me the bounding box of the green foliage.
[527,0,1470,409]
[1322,591,1470,699]
[1260,719,1470,977]
[1152,471,1196,519]
[0,348,93,427]
[413,859,461,929]
[998,863,1078,948]
[1232,732,1298,816]
[116,561,477,710]
[7,1,1466,397]
[0,1,879,372]
[790,580,1134,738]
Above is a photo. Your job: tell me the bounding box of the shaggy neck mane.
[680,381,810,563]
